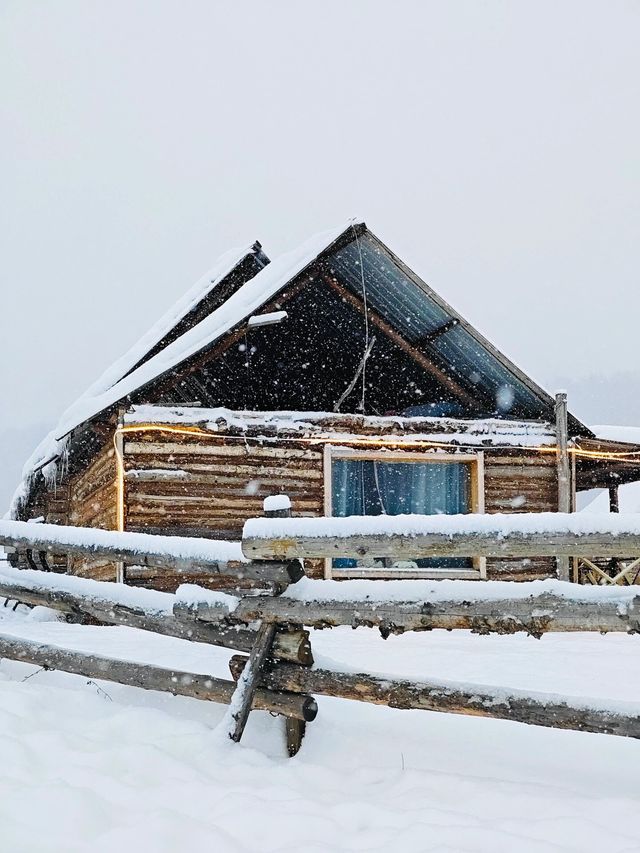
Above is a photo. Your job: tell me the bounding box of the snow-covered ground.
[0,601,639,852]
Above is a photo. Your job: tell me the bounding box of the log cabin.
[9,221,640,588]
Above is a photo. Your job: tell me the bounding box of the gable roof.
[15,220,591,494]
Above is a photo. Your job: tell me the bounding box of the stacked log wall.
[121,430,560,584]
[123,432,325,587]
[483,451,558,581]
[66,440,118,580]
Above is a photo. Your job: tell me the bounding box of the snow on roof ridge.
[9,220,362,516]
[80,241,259,401]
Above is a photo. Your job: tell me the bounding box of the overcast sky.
[2,1,639,439]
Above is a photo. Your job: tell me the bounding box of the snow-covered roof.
[12,223,359,509]
[79,242,263,401]
[592,425,640,445]
[124,405,557,447]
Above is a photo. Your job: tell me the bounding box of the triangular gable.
[120,222,588,434]
[323,229,588,431]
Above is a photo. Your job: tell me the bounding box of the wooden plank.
[124,441,321,461]
[229,656,640,740]
[228,623,277,742]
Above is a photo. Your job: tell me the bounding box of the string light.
[113,422,640,463]
[110,420,640,538]
[113,429,125,533]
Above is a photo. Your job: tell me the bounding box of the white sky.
[2,1,639,435]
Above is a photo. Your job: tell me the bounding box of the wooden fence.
[1,508,640,754]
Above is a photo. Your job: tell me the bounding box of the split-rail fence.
[1,506,640,755]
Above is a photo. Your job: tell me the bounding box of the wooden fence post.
[227,494,306,748]
[263,494,311,756]
[555,392,571,582]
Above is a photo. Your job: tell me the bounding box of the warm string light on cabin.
[110,421,640,536]
[113,422,640,462]
[113,429,125,533]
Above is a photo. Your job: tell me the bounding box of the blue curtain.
[331,459,471,569]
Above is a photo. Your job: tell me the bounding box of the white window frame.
[323,445,486,580]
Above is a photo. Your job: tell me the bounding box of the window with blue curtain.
[331,457,473,570]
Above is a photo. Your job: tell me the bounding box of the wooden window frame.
[323,445,486,580]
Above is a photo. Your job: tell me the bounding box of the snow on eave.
[591,425,640,446]
[124,405,556,447]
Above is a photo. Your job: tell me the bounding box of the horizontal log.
[230,657,640,739]
[0,632,316,720]
[0,572,312,664]
[242,517,640,561]
[0,519,300,586]
[220,591,640,637]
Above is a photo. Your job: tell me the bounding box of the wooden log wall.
[483,451,558,581]
[66,439,118,580]
[123,431,325,587]
[121,428,561,585]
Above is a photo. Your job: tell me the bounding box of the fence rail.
[241,513,640,561]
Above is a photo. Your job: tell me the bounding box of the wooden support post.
[263,494,311,756]
[115,411,125,584]
[609,484,620,514]
[228,622,278,742]
[555,392,571,582]
[285,718,306,757]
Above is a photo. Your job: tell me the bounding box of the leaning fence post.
[226,494,295,745]
[263,494,311,756]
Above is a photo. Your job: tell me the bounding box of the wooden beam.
[416,317,460,345]
[229,656,640,740]
[555,392,571,581]
[242,529,640,561]
[609,485,620,514]
[323,275,478,409]
[0,519,301,587]
[228,623,277,742]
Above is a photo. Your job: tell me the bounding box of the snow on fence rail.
[242,512,640,560]
[0,519,302,587]
[2,560,640,748]
[177,577,640,637]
